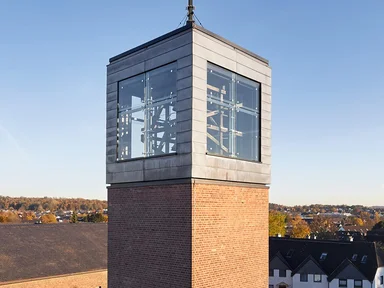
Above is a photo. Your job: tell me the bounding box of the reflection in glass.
[117,62,177,160]
[207,63,261,162]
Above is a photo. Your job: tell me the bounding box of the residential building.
[269,237,384,288]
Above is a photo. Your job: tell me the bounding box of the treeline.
[0,196,107,212]
[269,203,384,214]
[269,211,384,240]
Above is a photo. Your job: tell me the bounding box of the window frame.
[300,273,308,282]
[354,279,362,288]
[116,62,178,162]
[339,279,347,287]
[313,274,322,282]
[279,269,286,277]
[206,62,262,163]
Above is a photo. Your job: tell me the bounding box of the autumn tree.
[71,212,78,223]
[269,211,286,237]
[310,215,337,240]
[291,215,311,239]
[40,214,57,224]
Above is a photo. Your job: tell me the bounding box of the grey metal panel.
[193,43,237,72]
[262,119,272,131]
[177,120,192,133]
[262,155,272,165]
[261,145,271,156]
[107,161,144,174]
[192,86,206,102]
[106,154,116,165]
[107,62,145,84]
[177,55,193,69]
[192,119,205,133]
[175,98,192,112]
[262,101,271,112]
[177,142,192,154]
[236,50,271,77]
[145,44,192,71]
[193,77,206,93]
[107,83,118,94]
[192,98,206,112]
[261,128,271,139]
[107,30,192,74]
[177,109,192,122]
[192,141,206,154]
[106,91,117,103]
[177,65,192,81]
[236,63,271,86]
[108,171,144,183]
[106,118,117,129]
[106,109,117,121]
[144,166,191,181]
[193,30,237,61]
[177,76,192,91]
[143,154,191,170]
[177,131,192,144]
[107,100,117,111]
[236,170,270,184]
[106,136,117,147]
[192,55,207,70]
[193,25,269,65]
[192,131,205,144]
[106,145,116,156]
[106,127,116,138]
[193,65,206,81]
[261,137,271,148]
[177,87,193,101]
[205,156,237,171]
[262,86,272,97]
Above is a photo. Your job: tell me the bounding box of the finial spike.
[187,0,195,24]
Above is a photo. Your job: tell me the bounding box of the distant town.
[269,203,384,241]
[0,196,108,224]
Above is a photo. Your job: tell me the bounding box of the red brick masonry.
[108,179,269,288]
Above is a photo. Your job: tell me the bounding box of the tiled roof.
[0,223,107,283]
[270,237,384,281]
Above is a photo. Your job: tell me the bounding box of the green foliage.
[269,211,286,237]
[0,196,107,212]
[71,212,78,223]
[85,212,106,223]
[372,221,384,230]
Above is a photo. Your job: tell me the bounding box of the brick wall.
[108,183,192,288]
[108,180,269,288]
[192,182,269,288]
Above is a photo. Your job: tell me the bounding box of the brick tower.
[106,7,271,287]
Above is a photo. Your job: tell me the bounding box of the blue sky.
[0,0,383,205]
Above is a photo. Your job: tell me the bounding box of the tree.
[71,212,78,223]
[269,211,286,237]
[372,221,384,231]
[40,214,57,224]
[291,216,311,239]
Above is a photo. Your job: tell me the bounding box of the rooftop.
[109,22,269,65]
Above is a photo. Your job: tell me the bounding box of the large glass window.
[207,63,261,162]
[117,63,177,160]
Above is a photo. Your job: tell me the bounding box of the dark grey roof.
[270,237,384,281]
[0,223,107,283]
[109,23,269,65]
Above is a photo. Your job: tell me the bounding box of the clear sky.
[0,0,383,205]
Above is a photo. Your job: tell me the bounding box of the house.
[269,237,384,288]
[0,223,107,287]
